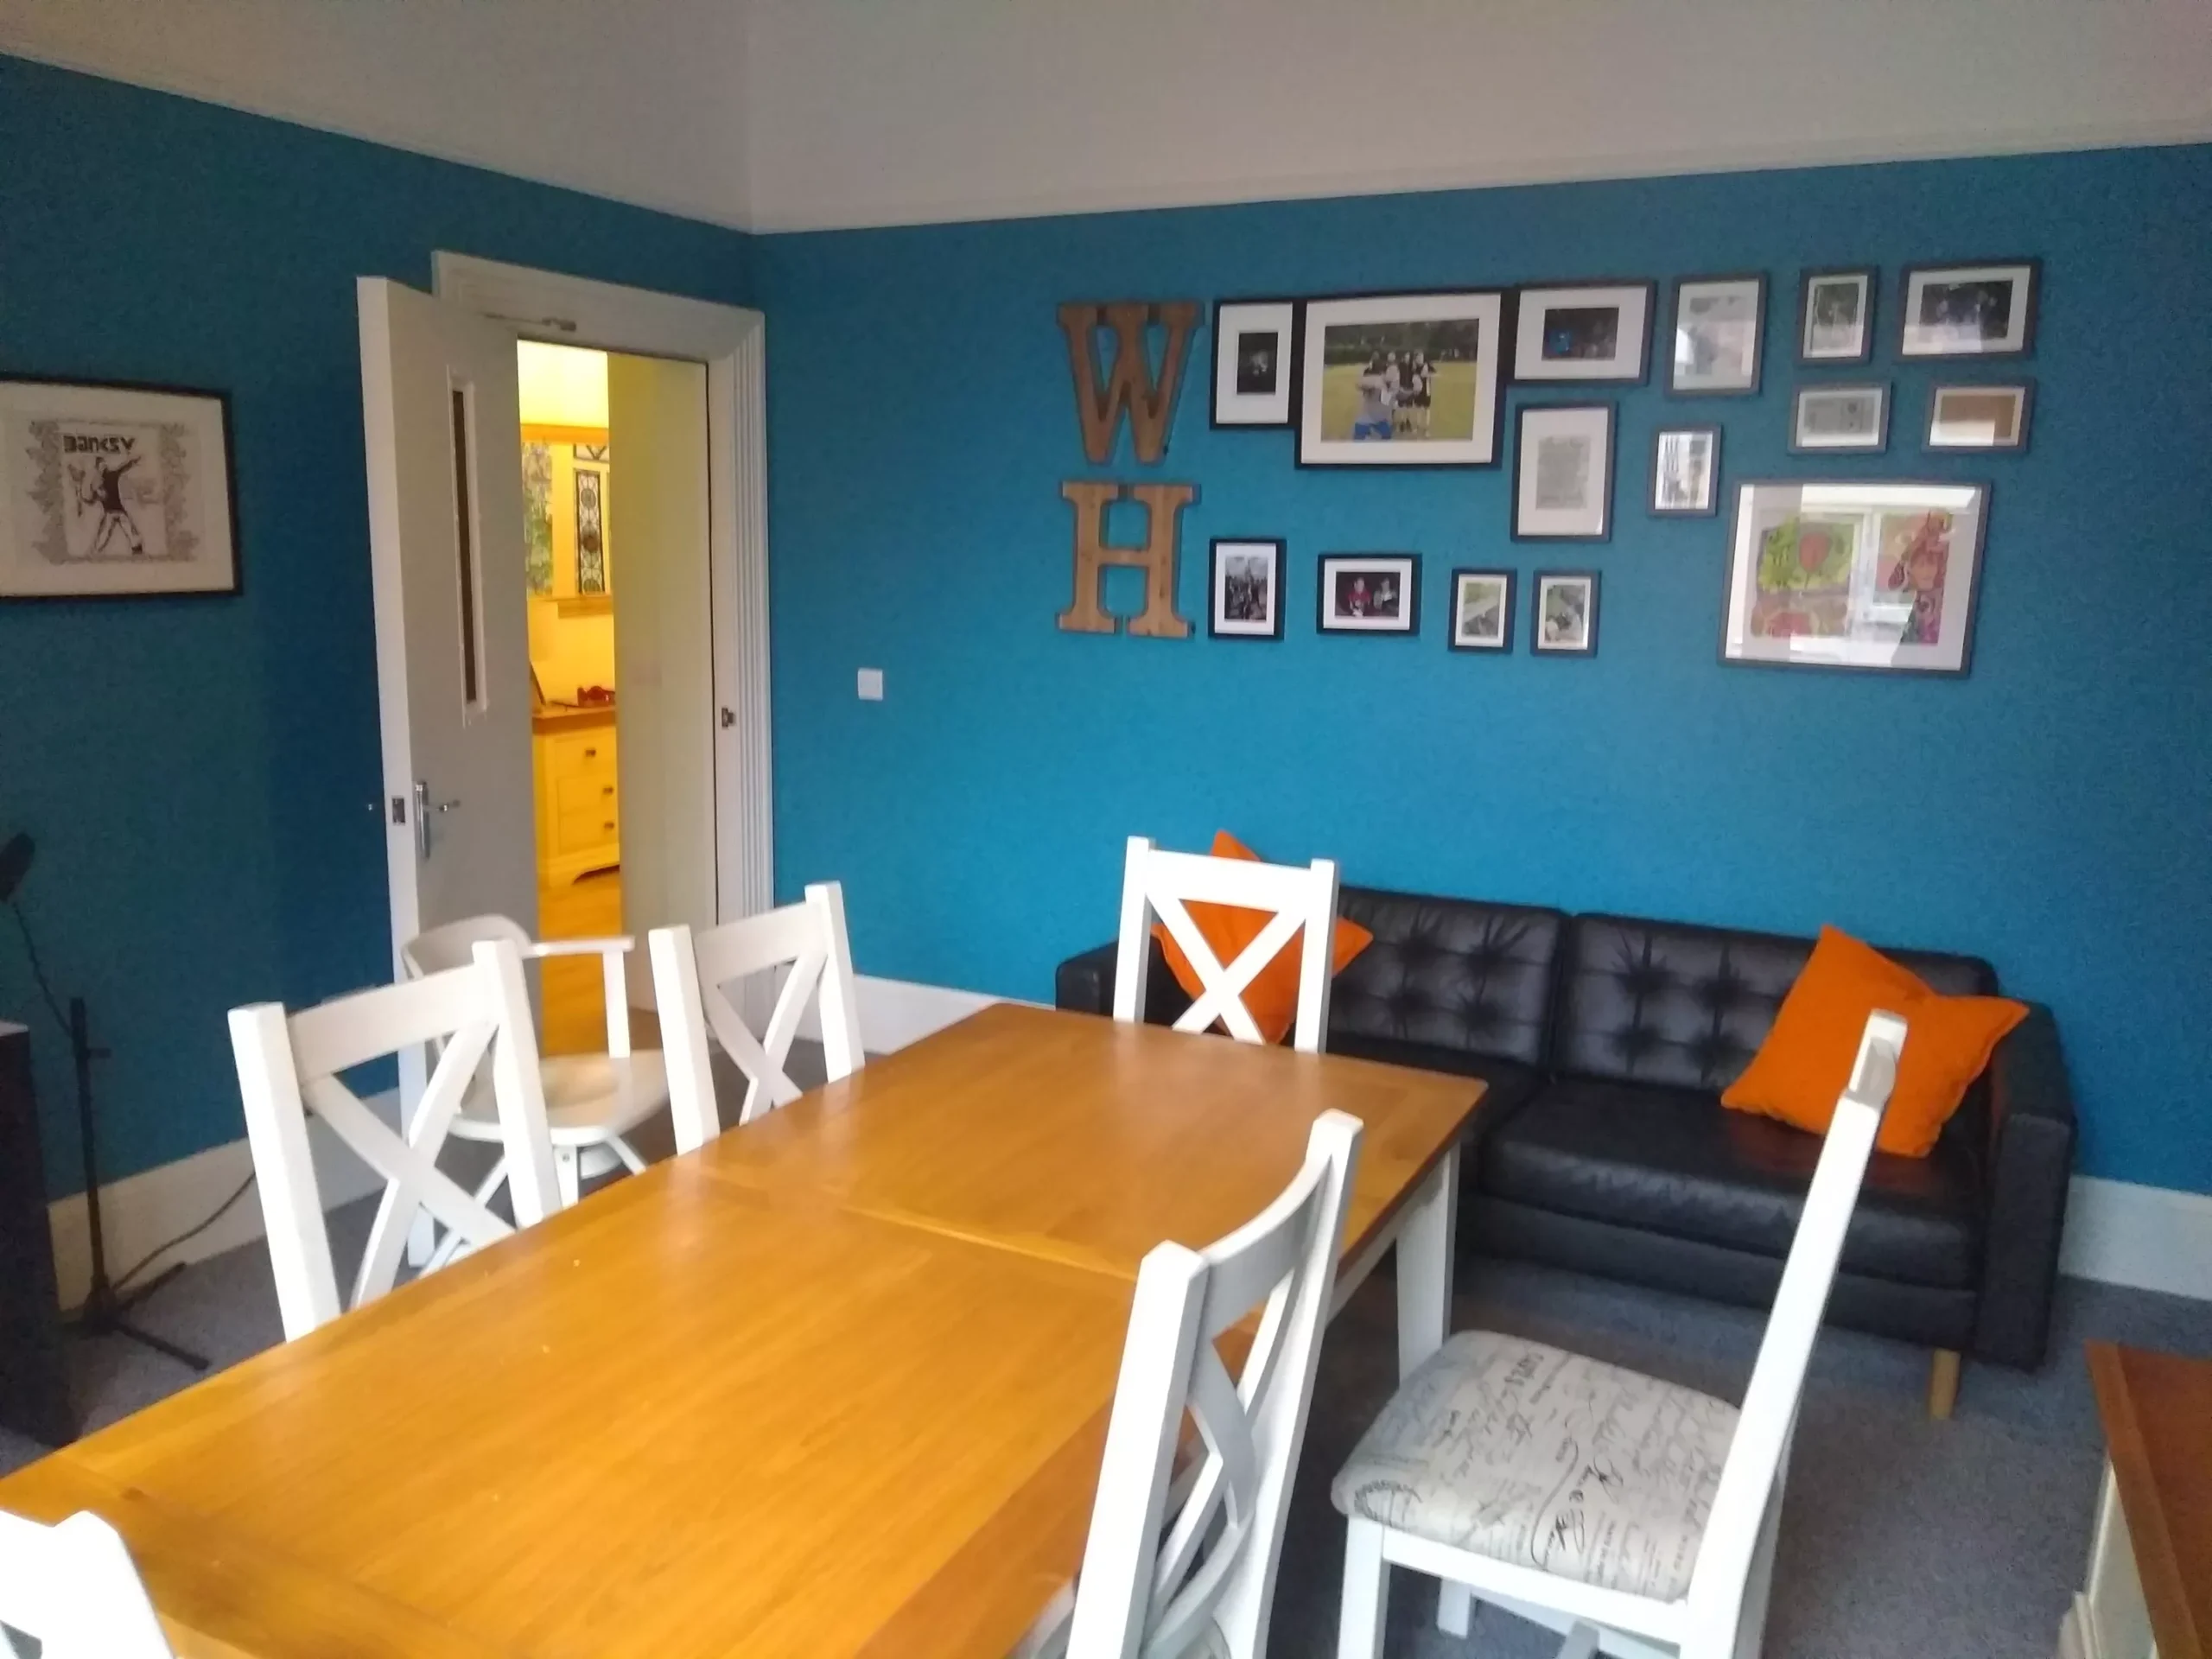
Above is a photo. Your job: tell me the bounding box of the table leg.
[1395,1145,1459,1379]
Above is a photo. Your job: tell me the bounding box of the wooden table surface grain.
[2087,1341,2212,1659]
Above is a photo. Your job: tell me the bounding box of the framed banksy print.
[1296,290,1506,467]
[1899,260,2039,359]
[1514,282,1656,383]
[1211,299,1298,427]
[0,377,239,600]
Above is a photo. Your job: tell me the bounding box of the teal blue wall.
[756,147,2212,1193]
[0,56,750,1195]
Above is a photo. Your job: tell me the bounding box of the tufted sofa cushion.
[1332,889,1565,1067]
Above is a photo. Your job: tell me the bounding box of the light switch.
[857,668,884,701]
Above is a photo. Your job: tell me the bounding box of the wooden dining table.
[0,1003,1484,1657]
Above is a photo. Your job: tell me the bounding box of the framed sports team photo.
[0,376,239,601]
[1513,282,1655,383]
[1669,273,1765,395]
[1798,268,1876,365]
[1449,569,1515,652]
[1513,403,1615,541]
[1316,553,1421,635]
[1651,426,1721,516]
[1899,260,2039,359]
[1211,298,1298,428]
[1298,291,1505,467]
[1208,537,1286,639]
[1790,384,1890,454]
[1926,383,2034,452]
[1532,571,1599,656]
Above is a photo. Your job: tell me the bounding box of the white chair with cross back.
[227,939,562,1341]
[0,1509,174,1659]
[1113,836,1341,1053]
[647,881,863,1153]
[1331,1009,1910,1659]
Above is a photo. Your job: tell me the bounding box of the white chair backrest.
[227,940,561,1340]
[399,912,532,975]
[647,881,861,1151]
[1067,1109,1363,1659]
[1112,836,1341,1053]
[1684,1009,1906,1639]
[0,1510,175,1658]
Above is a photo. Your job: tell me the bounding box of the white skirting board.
[2059,1173,2212,1302]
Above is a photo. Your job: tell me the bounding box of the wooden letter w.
[1059,301,1199,464]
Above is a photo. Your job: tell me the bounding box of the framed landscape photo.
[1797,268,1876,365]
[1651,426,1721,516]
[1790,384,1890,454]
[1449,569,1515,652]
[1211,298,1299,428]
[1927,382,2034,452]
[1532,571,1599,656]
[1208,537,1286,639]
[1513,403,1615,541]
[1669,273,1765,396]
[0,376,239,601]
[1900,260,2039,359]
[1316,553,1421,635]
[1721,479,1989,675]
[1297,290,1505,467]
[1514,282,1655,383]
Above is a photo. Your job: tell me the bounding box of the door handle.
[412,780,461,861]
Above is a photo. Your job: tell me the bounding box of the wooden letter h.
[1058,481,1195,638]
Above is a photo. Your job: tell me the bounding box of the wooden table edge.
[2086,1340,2209,1659]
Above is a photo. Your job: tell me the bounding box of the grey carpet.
[7,1178,2208,1656]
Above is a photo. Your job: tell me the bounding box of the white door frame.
[430,251,771,926]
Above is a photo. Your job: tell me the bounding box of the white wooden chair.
[647,881,862,1152]
[227,940,561,1341]
[403,914,671,1207]
[1331,1010,1910,1659]
[1114,836,1342,1053]
[1054,1109,1363,1659]
[0,1509,174,1659]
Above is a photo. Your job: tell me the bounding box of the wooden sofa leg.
[1927,1349,1961,1420]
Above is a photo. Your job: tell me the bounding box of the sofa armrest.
[1971,1003,2077,1369]
[1052,938,1193,1027]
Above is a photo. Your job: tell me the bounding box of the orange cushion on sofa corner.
[1721,925,2027,1158]
[1152,830,1373,1046]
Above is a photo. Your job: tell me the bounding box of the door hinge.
[390,796,408,824]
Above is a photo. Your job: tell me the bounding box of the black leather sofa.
[1056,885,2076,1406]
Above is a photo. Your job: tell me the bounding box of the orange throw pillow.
[1722,925,2027,1158]
[1151,831,1373,1046]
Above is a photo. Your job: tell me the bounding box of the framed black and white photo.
[1651,426,1721,516]
[1208,537,1286,639]
[1926,382,2034,452]
[0,376,239,601]
[1669,273,1765,395]
[1899,260,2039,359]
[1512,403,1615,540]
[1297,290,1505,467]
[1721,478,1989,675]
[1797,269,1876,365]
[1211,298,1299,427]
[1316,553,1421,635]
[1449,569,1515,652]
[1513,282,1655,383]
[1532,571,1599,656]
[1790,384,1890,454]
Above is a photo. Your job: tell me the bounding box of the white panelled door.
[357,276,538,970]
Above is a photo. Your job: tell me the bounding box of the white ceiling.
[6,0,2210,233]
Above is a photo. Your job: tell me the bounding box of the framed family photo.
[1790,384,1890,454]
[1669,273,1765,395]
[1899,260,2039,359]
[0,376,240,601]
[1208,537,1286,639]
[1449,569,1515,652]
[1798,268,1876,365]
[1926,382,2034,452]
[1651,426,1721,516]
[1514,282,1655,383]
[1513,403,1614,540]
[1532,571,1599,656]
[1211,298,1299,427]
[1316,553,1420,635]
[1297,291,1505,467]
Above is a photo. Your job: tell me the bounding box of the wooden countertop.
[531,702,615,735]
[2088,1341,2212,1659]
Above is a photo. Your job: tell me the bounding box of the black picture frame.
[1511,279,1656,385]
[1511,402,1616,542]
[1206,536,1287,639]
[1294,289,1510,469]
[1667,272,1767,397]
[1530,570,1600,656]
[1650,425,1723,517]
[1315,552,1421,635]
[1209,296,1301,429]
[1796,267,1878,365]
[1897,258,2041,359]
[1447,568,1516,652]
[1789,383,1891,455]
[1925,380,2037,454]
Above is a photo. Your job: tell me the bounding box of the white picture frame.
[1297,291,1505,467]
[1211,299,1297,427]
[1512,403,1615,540]
[1514,283,1655,383]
